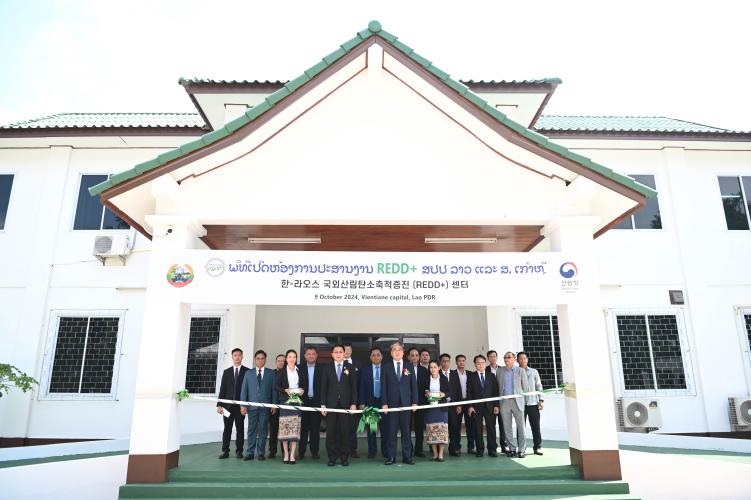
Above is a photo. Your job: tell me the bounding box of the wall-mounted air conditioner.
[618,398,662,430]
[93,234,131,265]
[728,397,751,431]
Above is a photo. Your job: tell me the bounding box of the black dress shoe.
[449,450,459,457]
[467,448,476,455]
[218,452,229,459]
[488,451,498,457]
[350,451,360,458]
[384,458,396,465]
[475,451,484,457]
[312,453,320,459]
[257,455,265,461]
[518,451,526,458]
[298,454,305,460]
[505,451,515,458]
[243,455,254,461]
[235,451,243,459]
[534,448,544,456]
[341,459,349,466]
[414,452,426,458]
[367,453,376,459]
[268,453,277,459]
[328,460,337,466]
[402,458,415,465]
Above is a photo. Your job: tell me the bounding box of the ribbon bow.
[357,406,382,432]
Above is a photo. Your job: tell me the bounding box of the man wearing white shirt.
[343,343,361,458]
[216,348,249,459]
[454,354,476,455]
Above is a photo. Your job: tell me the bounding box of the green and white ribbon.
[177,385,565,414]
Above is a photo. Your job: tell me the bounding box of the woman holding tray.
[424,360,449,462]
[275,349,307,464]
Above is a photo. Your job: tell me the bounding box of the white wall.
[2,133,751,441]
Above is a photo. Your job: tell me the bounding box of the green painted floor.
[120,440,638,499]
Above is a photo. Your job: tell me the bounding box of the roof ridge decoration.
[88,20,656,199]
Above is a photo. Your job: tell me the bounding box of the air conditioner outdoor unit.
[728,397,751,431]
[93,234,131,264]
[619,398,662,430]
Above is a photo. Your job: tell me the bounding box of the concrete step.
[168,464,581,482]
[119,479,632,498]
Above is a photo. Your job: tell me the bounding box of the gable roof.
[88,20,656,200]
[2,112,205,129]
[535,115,751,139]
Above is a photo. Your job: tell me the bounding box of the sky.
[0,0,750,131]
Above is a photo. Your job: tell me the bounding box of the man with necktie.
[239,350,277,461]
[358,347,387,458]
[381,342,418,465]
[299,347,323,459]
[320,344,357,466]
[439,353,462,456]
[467,354,500,457]
[268,354,286,459]
[216,348,249,459]
[343,342,362,458]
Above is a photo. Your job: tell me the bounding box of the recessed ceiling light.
[424,237,498,244]
[248,237,321,244]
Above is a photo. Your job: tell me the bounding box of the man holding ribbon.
[381,341,418,465]
[358,347,387,459]
[216,348,249,459]
[320,344,358,466]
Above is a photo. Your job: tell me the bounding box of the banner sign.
[160,250,586,306]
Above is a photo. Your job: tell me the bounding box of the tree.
[0,364,38,398]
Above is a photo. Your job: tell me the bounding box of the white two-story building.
[1,23,749,471]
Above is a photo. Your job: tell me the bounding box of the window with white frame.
[519,314,562,390]
[0,174,13,230]
[614,174,662,229]
[184,316,223,394]
[44,312,124,399]
[718,176,751,230]
[613,312,690,393]
[73,174,130,230]
[742,309,751,367]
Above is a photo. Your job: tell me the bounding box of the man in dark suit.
[267,354,285,459]
[485,350,506,454]
[439,353,461,456]
[239,350,277,460]
[299,347,323,459]
[343,342,362,458]
[454,354,476,454]
[217,348,249,459]
[320,344,358,466]
[358,347,387,459]
[381,341,418,465]
[407,347,429,458]
[468,354,500,457]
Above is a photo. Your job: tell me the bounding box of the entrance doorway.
[300,333,440,366]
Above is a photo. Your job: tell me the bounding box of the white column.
[126,216,206,483]
[542,217,622,480]
[486,306,518,355]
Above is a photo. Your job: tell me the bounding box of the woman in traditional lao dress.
[275,349,307,464]
[424,360,449,461]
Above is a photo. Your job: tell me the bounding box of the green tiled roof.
[535,115,742,134]
[2,112,205,129]
[88,20,656,199]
